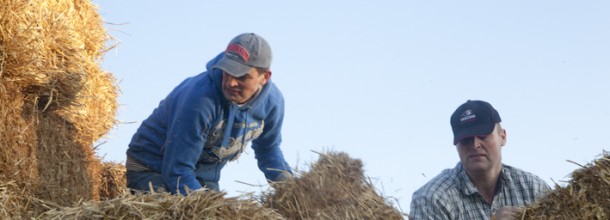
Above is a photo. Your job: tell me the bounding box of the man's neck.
[467,168,501,204]
[236,86,263,106]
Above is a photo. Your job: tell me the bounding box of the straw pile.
[0,181,57,219]
[522,152,610,219]
[262,151,405,219]
[29,151,405,219]
[0,0,118,208]
[41,191,285,219]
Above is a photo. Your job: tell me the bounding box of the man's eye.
[460,138,474,145]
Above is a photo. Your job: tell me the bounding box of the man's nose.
[225,75,239,87]
[473,136,484,148]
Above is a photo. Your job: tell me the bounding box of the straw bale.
[34,113,103,204]
[41,191,285,220]
[263,151,405,219]
[0,85,39,192]
[1,0,118,206]
[522,152,610,220]
[0,0,117,142]
[0,180,58,219]
[99,161,128,200]
[2,0,120,148]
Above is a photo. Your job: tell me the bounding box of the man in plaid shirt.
[409,100,550,220]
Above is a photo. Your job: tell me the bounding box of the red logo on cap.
[226,44,250,62]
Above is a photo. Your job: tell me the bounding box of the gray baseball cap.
[213,33,272,77]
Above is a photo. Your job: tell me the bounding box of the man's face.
[221,68,270,104]
[456,124,506,176]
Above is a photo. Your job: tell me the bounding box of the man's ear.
[500,128,507,147]
[261,70,272,85]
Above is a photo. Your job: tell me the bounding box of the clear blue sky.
[93,0,610,212]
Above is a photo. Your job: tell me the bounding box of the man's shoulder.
[256,81,284,109]
[265,81,284,100]
[502,164,550,188]
[172,71,218,96]
[164,72,224,117]
[502,164,544,180]
[412,164,461,200]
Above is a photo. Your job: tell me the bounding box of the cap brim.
[453,123,495,145]
[213,56,251,77]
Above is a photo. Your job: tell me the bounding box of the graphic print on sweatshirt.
[202,119,264,163]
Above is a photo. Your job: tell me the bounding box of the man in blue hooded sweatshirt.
[125,33,292,195]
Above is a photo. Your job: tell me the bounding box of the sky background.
[93,0,610,214]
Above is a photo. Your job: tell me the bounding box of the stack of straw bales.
[263,151,405,219]
[0,0,118,212]
[522,152,610,219]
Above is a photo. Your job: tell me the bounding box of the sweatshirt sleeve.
[251,93,292,181]
[161,86,212,195]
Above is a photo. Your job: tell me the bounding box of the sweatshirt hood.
[206,52,225,73]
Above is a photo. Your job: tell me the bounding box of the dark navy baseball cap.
[450,100,502,145]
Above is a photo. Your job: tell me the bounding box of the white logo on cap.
[460,110,476,122]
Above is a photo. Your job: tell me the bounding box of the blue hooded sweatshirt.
[126,53,292,195]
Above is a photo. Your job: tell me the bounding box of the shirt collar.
[455,162,509,196]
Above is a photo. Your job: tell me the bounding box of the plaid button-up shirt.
[409,162,550,220]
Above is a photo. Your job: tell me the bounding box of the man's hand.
[493,206,524,220]
[268,172,294,190]
[186,187,210,196]
[274,172,293,182]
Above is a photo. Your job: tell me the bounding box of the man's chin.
[464,162,490,173]
[223,93,240,102]
[225,96,246,104]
